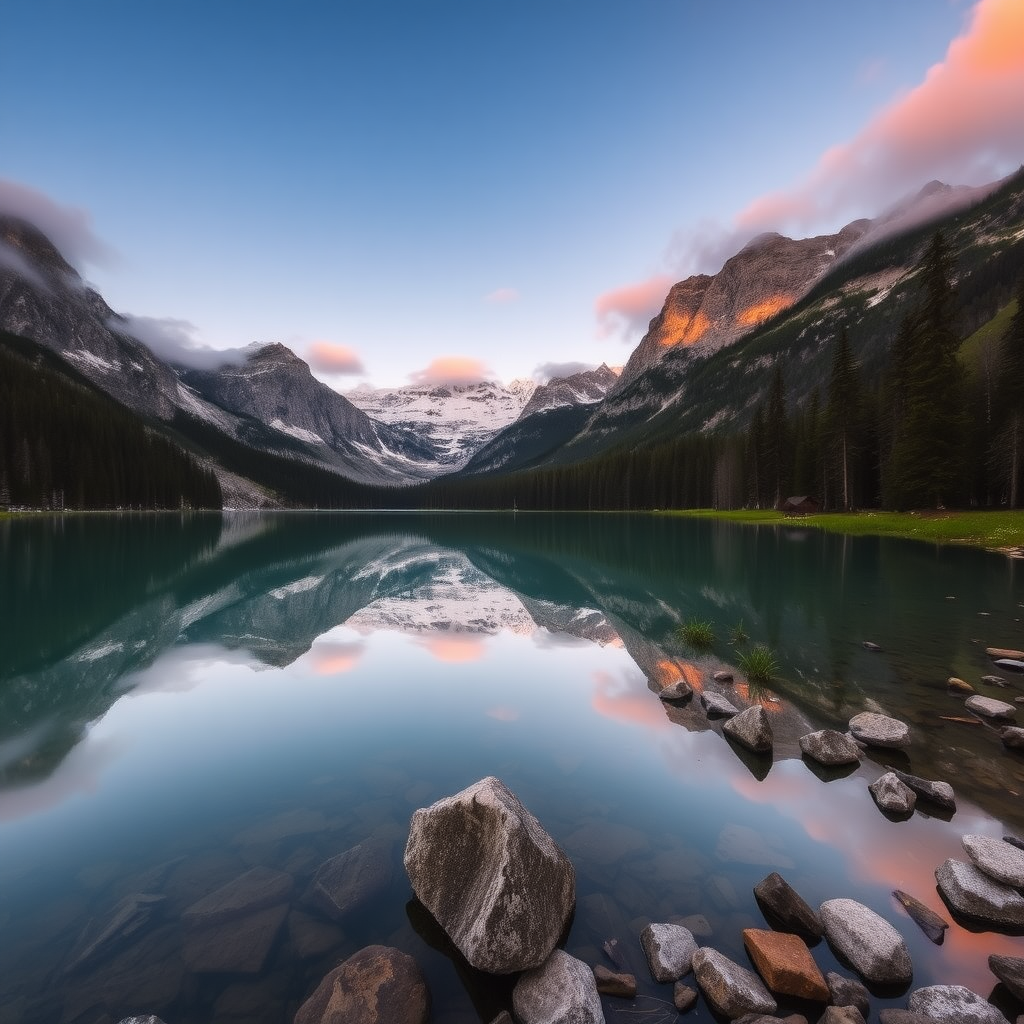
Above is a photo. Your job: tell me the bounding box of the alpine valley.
[2,167,1023,512]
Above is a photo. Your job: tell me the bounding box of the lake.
[1,511,1023,1023]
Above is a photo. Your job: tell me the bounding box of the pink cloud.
[594,274,673,340]
[408,355,493,386]
[306,340,365,375]
[483,287,519,304]
[736,0,1024,237]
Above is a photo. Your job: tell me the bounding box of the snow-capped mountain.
[344,378,537,469]
[518,363,619,418]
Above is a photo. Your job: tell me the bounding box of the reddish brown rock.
[742,929,829,1002]
[592,964,637,997]
[293,945,429,1024]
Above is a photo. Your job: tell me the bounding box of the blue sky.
[2,0,1022,388]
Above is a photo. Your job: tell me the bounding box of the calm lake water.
[1,512,1024,1023]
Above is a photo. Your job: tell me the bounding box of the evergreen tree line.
[0,336,222,511]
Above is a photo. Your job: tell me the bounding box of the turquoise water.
[1,512,1023,1022]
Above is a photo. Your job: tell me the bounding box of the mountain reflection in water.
[1,512,1023,1022]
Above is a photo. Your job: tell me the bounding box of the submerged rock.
[304,839,393,922]
[965,695,1017,720]
[640,922,697,982]
[981,675,1007,686]
[848,712,911,749]
[403,776,575,974]
[723,705,774,753]
[294,945,429,1024]
[907,984,1006,1023]
[935,858,1024,928]
[869,773,916,815]
[691,947,778,1018]
[65,892,165,972]
[862,641,882,651]
[753,872,824,940]
[513,950,604,1024]
[742,928,829,1001]
[673,982,698,1011]
[962,834,1024,888]
[826,972,870,1015]
[892,890,948,944]
[889,769,956,811]
[592,964,636,998]
[799,729,862,766]
[819,898,912,986]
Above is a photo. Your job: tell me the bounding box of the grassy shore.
[667,508,1024,550]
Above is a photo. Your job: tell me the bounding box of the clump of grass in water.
[730,620,749,645]
[738,644,778,684]
[676,620,715,649]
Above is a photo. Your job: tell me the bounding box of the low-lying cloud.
[409,355,493,386]
[115,314,250,369]
[594,274,672,341]
[532,361,597,383]
[0,178,111,270]
[306,340,365,375]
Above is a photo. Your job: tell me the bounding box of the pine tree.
[826,329,863,510]
[993,277,1024,507]
[762,363,790,508]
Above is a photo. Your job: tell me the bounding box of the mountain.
[178,343,443,484]
[345,378,536,470]
[460,364,619,476]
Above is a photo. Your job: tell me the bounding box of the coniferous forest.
[0,333,222,511]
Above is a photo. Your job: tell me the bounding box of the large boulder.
[512,950,604,1024]
[848,712,911,749]
[723,705,774,753]
[819,898,912,986]
[403,776,575,973]
[935,858,1024,928]
[907,984,1006,1023]
[293,945,429,1024]
[798,730,862,766]
[691,947,777,1018]
[753,872,823,940]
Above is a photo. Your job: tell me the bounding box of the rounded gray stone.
[907,984,1006,1023]
[848,712,911,749]
[819,898,912,986]
[963,834,1024,888]
[691,946,777,1018]
[723,704,774,753]
[513,950,604,1024]
[799,729,862,766]
[936,858,1024,927]
[869,772,916,814]
[966,695,1017,720]
[640,922,697,982]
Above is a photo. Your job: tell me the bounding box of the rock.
[963,834,1024,887]
[989,954,1024,1000]
[995,659,1024,673]
[305,839,393,922]
[1002,727,1024,749]
[723,705,774,753]
[890,769,956,811]
[512,950,604,1024]
[848,712,911,749]
[117,1018,166,1024]
[714,671,734,683]
[948,676,975,693]
[753,872,824,940]
[691,947,778,1018]
[826,972,870,1015]
[907,984,1006,1023]
[878,1012,933,1024]
[1006,834,1024,851]
[592,964,636,997]
[183,865,293,926]
[863,641,882,651]
[717,824,794,868]
[819,1009,866,1024]
[288,909,346,960]
[819,898,912,986]
[565,821,649,866]
[741,928,829,1001]
[235,807,327,846]
[988,647,1024,660]
[640,922,697,982]
[601,937,627,970]
[869,773,917,814]
[936,858,1024,927]
[982,675,1008,686]
[966,695,1017,720]
[183,902,288,973]
[489,1015,514,1024]
[892,890,949,944]
[659,680,693,702]
[701,691,740,716]
[403,776,575,974]
[673,982,698,1011]
[65,892,165,972]
[798,730,863,766]
[294,945,429,1024]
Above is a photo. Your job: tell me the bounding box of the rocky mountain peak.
[0,214,79,283]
